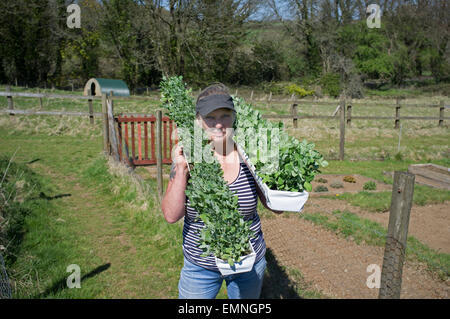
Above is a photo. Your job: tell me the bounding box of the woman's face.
[197,108,235,143]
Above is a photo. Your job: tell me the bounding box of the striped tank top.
[182,160,266,271]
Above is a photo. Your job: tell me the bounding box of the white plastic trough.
[215,241,256,276]
[236,143,309,213]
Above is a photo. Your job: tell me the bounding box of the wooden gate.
[115,114,176,166]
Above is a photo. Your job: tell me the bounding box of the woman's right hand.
[171,143,189,177]
[163,143,189,224]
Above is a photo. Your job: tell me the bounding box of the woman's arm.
[161,145,189,223]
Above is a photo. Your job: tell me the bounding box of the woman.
[161,83,282,299]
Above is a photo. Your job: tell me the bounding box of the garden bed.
[310,174,392,197]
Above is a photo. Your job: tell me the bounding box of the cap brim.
[198,105,236,117]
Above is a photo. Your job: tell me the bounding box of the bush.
[316,177,328,183]
[314,185,329,192]
[260,82,315,98]
[394,152,403,161]
[363,181,377,191]
[319,73,341,98]
[284,83,315,98]
[330,181,344,189]
[343,175,356,183]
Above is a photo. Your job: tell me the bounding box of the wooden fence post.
[156,109,164,201]
[439,100,444,127]
[339,99,345,161]
[291,103,298,128]
[6,86,14,116]
[38,88,43,110]
[395,98,401,129]
[87,89,94,125]
[379,171,415,299]
[250,90,254,102]
[107,92,119,161]
[346,104,352,127]
[101,93,109,154]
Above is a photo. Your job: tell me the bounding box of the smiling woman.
[160,77,282,299]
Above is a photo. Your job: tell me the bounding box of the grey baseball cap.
[196,94,236,117]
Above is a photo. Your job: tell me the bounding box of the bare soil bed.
[310,174,392,197]
[260,197,449,298]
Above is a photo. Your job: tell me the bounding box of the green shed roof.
[84,78,130,97]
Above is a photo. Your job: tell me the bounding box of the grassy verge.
[300,210,450,280]
[0,153,56,271]
[1,157,107,298]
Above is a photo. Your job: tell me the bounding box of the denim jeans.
[178,256,266,299]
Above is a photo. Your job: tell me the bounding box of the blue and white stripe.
[182,161,266,271]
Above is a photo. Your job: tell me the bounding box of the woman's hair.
[196,82,230,104]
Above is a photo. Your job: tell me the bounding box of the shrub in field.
[284,84,315,98]
[343,175,356,183]
[363,181,377,191]
[330,181,344,189]
[260,81,315,98]
[319,73,341,98]
[394,152,403,161]
[316,177,328,183]
[314,185,328,192]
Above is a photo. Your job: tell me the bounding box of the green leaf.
[304,181,312,192]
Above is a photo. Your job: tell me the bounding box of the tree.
[0,0,69,86]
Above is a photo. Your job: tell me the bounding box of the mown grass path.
[0,129,181,298]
